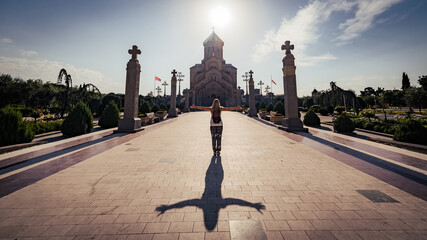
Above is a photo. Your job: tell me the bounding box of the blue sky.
[0,0,426,97]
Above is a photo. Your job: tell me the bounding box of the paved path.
[0,112,426,240]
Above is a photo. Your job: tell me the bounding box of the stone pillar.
[281,41,307,132]
[168,69,178,117]
[184,89,190,112]
[248,70,257,117]
[117,45,142,132]
[192,91,196,106]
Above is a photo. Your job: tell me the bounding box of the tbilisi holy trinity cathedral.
[188,31,240,107]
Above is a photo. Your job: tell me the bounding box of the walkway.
[0,112,426,240]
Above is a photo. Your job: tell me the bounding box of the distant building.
[188,31,240,106]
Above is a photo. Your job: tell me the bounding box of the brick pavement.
[0,112,426,239]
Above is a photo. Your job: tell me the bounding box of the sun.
[211,6,231,28]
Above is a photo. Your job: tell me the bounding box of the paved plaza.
[0,112,426,240]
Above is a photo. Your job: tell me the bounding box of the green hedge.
[61,102,93,137]
[334,113,355,133]
[303,109,320,126]
[274,102,285,116]
[99,101,120,128]
[139,101,151,114]
[151,104,160,113]
[0,109,34,146]
[352,118,397,135]
[32,120,63,135]
[393,119,427,145]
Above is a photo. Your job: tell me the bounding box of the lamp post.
[258,80,264,96]
[242,72,249,96]
[162,81,169,97]
[177,72,185,96]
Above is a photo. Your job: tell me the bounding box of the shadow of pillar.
[156,156,265,231]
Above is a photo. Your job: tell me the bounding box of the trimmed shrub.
[334,113,355,133]
[139,101,151,114]
[393,119,427,145]
[159,103,167,111]
[255,102,261,111]
[99,101,120,128]
[32,120,63,135]
[360,109,376,120]
[61,102,94,137]
[260,102,267,109]
[274,102,285,116]
[99,93,121,115]
[303,109,320,126]
[310,105,320,113]
[319,107,328,116]
[334,106,345,115]
[151,104,160,113]
[0,108,34,146]
[266,104,274,112]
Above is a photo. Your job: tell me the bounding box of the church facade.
[189,31,240,107]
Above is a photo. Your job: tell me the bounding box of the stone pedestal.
[248,70,257,117]
[117,45,142,133]
[280,41,307,132]
[184,89,190,112]
[168,70,178,117]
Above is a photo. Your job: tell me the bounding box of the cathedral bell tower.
[203,31,224,61]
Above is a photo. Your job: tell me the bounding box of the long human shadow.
[156,156,265,231]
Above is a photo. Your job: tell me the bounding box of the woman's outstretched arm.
[190,105,211,111]
[221,106,242,111]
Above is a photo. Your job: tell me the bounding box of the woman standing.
[191,99,241,155]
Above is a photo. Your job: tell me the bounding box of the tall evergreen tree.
[402,72,410,90]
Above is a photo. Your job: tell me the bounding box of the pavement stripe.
[245,115,427,200]
[0,118,177,198]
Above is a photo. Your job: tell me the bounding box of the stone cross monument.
[117,45,143,132]
[248,70,257,117]
[280,41,307,132]
[168,69,178,117]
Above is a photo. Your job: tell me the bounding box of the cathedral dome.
[203,31,224,46]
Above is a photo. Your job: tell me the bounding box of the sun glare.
[211,6,231,28]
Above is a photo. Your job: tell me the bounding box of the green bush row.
[32,120,63,135]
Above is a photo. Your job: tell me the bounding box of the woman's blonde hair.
[211,99,221,111]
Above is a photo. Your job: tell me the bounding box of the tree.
[418,75,427,91]
[402,72,410,90]
[405,87,427,113]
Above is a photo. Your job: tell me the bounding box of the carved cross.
[171,69,177,76]
[281,41,294,54]
[249,70,253,78]
[128,45,141,60]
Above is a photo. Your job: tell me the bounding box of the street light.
[258,80,264,96]
[156,86,162,97]
[162,81,169,97]
[241,72,249,96]
[177,72,185,96]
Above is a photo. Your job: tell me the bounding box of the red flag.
[155,76,161,82]
[271,79,276,85]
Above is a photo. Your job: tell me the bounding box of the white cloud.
[253,0,402,65]
[1,38,13,43]
[19,49,38,57]
[336,0,402,43]
[0,56,121,93]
